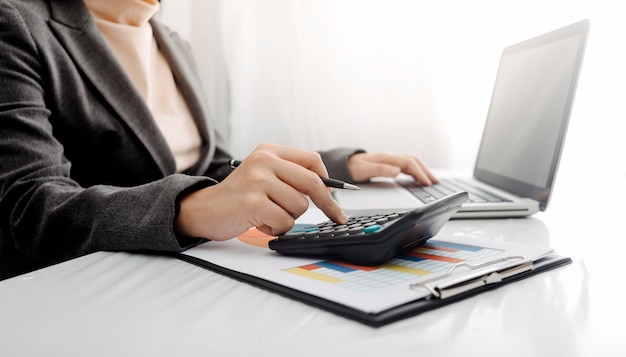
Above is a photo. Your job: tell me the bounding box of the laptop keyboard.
[399,179,512,204]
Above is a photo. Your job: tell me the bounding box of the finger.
[309,191,348,224]
[251,199,298,236]
[242,148,322,219]
[360,161,402,178]
[255,143,330,178]
[264,183,311,220]
[365,153,437,185]
[271,160,348,224]
[246,144,347,223]
[408,156,439,185]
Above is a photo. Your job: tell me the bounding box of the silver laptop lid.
[473,19,589,211]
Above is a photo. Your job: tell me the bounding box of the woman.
[0,0,436,280]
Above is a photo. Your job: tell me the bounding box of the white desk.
[1,168,625,357]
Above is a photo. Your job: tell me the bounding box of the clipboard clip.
[409,256,534,300]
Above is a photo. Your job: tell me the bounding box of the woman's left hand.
[347,152,438,185]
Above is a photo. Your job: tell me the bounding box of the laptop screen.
[473,19,589,210]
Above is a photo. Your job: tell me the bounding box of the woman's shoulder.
[0,0,54,31]
[0,0,49,17]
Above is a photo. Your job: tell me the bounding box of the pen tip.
[344,183,361,190]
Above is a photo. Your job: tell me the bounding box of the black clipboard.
[178,252,571,327]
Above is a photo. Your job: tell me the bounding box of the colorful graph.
[283,240,503,291]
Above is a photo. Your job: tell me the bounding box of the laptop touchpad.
[333,178,422,215]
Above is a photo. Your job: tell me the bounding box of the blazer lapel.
[47,0,177,176]
[151,21,216,176]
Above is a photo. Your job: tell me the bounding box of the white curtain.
[163,0,452,168]
[161,0,626,172]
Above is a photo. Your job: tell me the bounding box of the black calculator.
[268,191,469,266]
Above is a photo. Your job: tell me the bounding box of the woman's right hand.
[174,143,348,241]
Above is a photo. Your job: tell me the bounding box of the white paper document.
[181,231,552,314]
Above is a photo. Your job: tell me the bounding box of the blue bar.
[315,261,356,273]
[398,255,425,262]
[427,240,483,252]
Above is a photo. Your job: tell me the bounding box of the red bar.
[406,252,464,264]
[422,244,458,253]
[300,264,321,271]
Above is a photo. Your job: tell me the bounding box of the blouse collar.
[83,0,159,27]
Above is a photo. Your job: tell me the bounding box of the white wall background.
[159,0,625,177]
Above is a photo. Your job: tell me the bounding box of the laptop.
[334,19,589,218]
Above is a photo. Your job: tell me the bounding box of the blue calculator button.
[363,225,381,233]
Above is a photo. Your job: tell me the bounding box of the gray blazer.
[0,0,358,279]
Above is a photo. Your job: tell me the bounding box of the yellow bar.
[382,264,430,276]
[284,268,344,283]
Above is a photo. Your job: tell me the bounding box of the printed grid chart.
[283,240,503,292]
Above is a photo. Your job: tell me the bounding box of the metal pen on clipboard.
[409,256,534,300]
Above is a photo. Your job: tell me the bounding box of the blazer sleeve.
[319,148,366,183]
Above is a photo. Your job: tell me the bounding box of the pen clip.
[228,159,241,168]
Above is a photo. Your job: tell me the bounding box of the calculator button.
[333,227,350,236]
[374,217,388,224]
[348,226,364,234]
[304,231,319,239]
[279,231,305,240]
[318,229,334,237]
[363,225,381,233]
